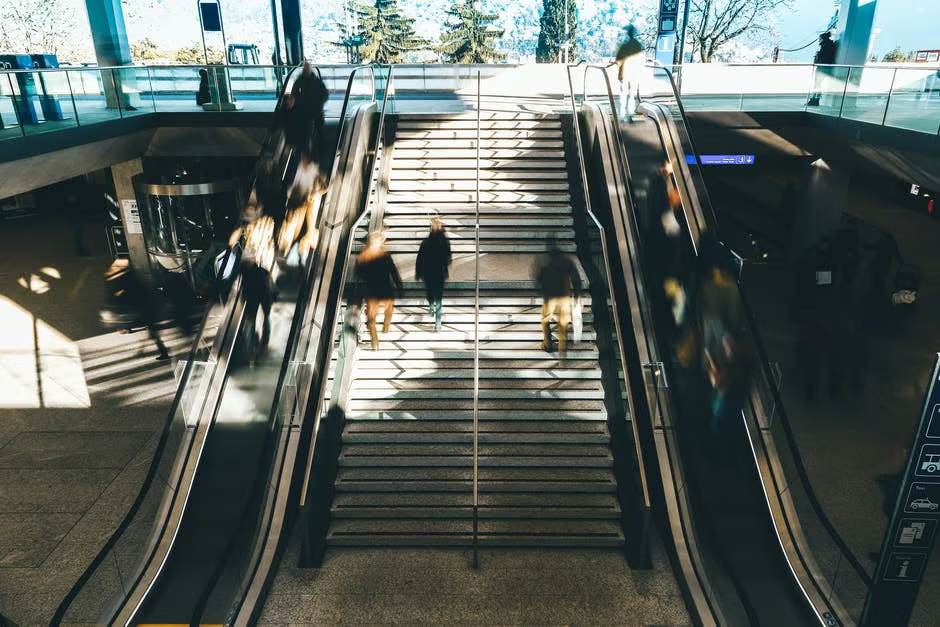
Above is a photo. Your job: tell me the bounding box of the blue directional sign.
[685,154,756,166]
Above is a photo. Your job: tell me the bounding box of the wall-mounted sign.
[685,154,756,166]
[863,355,940,625]
[120,199,142,234]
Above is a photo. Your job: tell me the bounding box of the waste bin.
[30,54,66,120]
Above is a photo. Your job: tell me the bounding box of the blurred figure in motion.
[102,261,171,361]
[533,240,582,356]
[807,32,838,106]
[615,25,645,120]
[284,61,330,164]
[696,236,751,438]
[280,162,330,257]
[196,68,211,107]
[240,216,277,364]
[415,217,452,332]
[356,231,403,351]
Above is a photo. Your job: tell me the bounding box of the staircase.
[327,111,624,548]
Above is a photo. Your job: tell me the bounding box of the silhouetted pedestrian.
[615,25,645,120]
[240,216,277,364]
[284,61,329,163]
[415,218,452,332]
[356,231,403,351]
[808,32,838,106]
[533,241,582,355]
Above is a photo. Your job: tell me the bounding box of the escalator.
[54,65,390,626]
[570,64,873,625]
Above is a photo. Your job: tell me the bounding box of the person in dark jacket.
[533,240,582,355]
[615,25,645,120]
[356,230,403,350]
[196,68,211,107]
[415,218,452,332]
[808,32,838,106]
[239,216,277,364]
[284,61,330,163]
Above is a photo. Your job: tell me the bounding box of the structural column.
[111,159,149,274]
[836,0,879,66]
[281,0,304,65]
[84,0,135,107]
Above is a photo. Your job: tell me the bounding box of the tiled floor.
[0,210,181,624]
[260,541,690,625]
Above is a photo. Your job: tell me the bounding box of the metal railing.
[565,63,653,564]
[657,62,940,135]
[471,70,482,568]
[589,60,877,622]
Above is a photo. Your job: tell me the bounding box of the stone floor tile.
[0,430,151,469]
[0,512,80,567]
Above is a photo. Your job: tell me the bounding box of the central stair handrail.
[471,69,482,568]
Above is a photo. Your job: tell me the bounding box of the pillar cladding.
[281,0,304,65]
[84,0,133,67]
[111,159,149,275]
[789,158,850,257]
[835,0,879,66]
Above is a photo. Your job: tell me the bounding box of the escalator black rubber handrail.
[297,69,396,512]
[51,64,304,627]
[647,63,874,589]
[211,65,388,625]
[565,62,653,519]
[238,79,392,626]
[571,66,721,625]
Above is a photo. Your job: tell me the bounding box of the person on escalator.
[240,216,277,365]
[615,25,645,121]
[284,61,330,165]
[533,240,582,356]
[356,230,403,351]
[196,68,211,107]
[695,236,752,443]
[415,217,452,332]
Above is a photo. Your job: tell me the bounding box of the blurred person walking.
[103,261,171,361]
[284,61,330,164]
[533,240,582,355]
[807,32,838,106]
[415,217,452,332]
[356,231,403,351]
[615,25,645,120]
[196,68,211,107]
[240,216,278,364]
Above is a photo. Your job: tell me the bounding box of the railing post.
[837,67,851,119]
[111,69,123,117]
[881,68,898,126]
[147,67,157,112]
[471,69,481,570]
[64,70,80,126]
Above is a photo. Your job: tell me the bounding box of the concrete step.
[392,159,567,170]
[387,180,570,192]
[338,455,613,468]
[382,216,574,228]
[345,370,601,382]
[326,534,624,548]
[371,243,577,254]
[345,410,606,421]
[346,400,605,413]
[395,139,565,150]
[380,228,573,240]
[341,431,610,445]
[342,420,610,433]
[395,129,563,140]
[382,168,568,182]
[335,479,616,493]
[385,191,571,203]
[396,120,561,131]
[340,443,611,457]
[383,202,571,214]
[331,506,620,519]
[347,379,602,391]
[354,349,597,361]
[357,313,593,325]
[399,112,560,121]
[333,492,619,508]
[329,519,622,537]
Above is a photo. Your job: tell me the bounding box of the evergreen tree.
[334,0,364,63]
[438,0,506,63]
[355,0,427,63]
[535,0,577,63]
